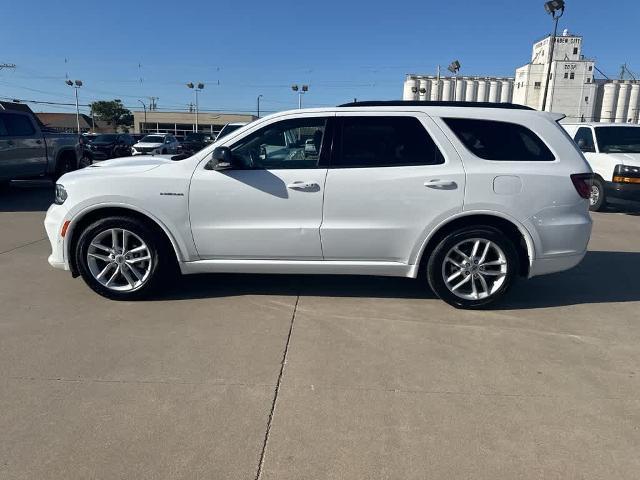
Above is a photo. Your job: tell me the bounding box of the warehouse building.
[132,110,256,137]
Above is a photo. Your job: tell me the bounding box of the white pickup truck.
[563,122,640,211]
[0,102,81,186]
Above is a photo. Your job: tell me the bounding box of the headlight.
[613,164,640,183]
[54,184,68,205]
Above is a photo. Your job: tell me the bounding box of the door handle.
[287,181,319,190]
[424,179,457,189]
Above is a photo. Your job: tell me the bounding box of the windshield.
[94,134,118,143]
[595,127,640,153]
[217,124,243,140]
[140,135,165,143]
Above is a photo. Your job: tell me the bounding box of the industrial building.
[132,110,256,136]
[403,29,640,123]
[402,75,514,103]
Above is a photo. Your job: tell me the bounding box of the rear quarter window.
[444,118,555,161]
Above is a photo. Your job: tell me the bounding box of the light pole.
[541,0,565,112]
[65,79,83,140]
[447,60,461,101]
[291,84,309,108]
[187,82,205,132]
[257,94,263,118]
[137,99,147,133]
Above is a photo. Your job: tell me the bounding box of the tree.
[90,100,133,133]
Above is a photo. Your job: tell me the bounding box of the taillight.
[570,173,593,199]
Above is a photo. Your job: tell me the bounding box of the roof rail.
[338,100,534,110]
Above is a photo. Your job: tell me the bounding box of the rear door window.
[334,116,444,168]
[444,118,555,161]
[0,113,35,136]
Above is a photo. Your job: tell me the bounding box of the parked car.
[563,122,640,211]
[215,122,247,140]
[132,133,179,156]
[0,103,81,185]
[131,134,146,143]
[178,132,214,155]
[87,134,135,161]
[46,101,593,308]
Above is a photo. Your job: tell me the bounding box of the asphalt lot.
[1,180,639,479]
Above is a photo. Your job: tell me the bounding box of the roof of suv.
[339,100,533,110]
[563,122,640,128]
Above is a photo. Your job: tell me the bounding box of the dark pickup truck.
[0,103,81,185]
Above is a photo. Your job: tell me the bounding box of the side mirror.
[208,146,236,170]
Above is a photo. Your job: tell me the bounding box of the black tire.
[589,177,607,212]
[75,216,174,300]
[53,153,77,181]
[79,155,92,168]
[426,226,519,309]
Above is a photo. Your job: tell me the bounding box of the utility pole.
[148,96,159,111]
[257,94,263,118]
[137,100,147,133]
[291,84,309,108]
[541,0,565,112]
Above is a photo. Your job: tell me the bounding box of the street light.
[65,79,83,140]
[447,60,462,101]
[257,94,263,118]
[137,99,147,133]
[187,82,205,132]
[541,0,565,111]
[291,84,309,109]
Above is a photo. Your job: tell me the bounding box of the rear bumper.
[605,181,640,201]
[529,250,587,278]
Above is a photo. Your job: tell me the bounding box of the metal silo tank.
[403,77,417,100]
[418,79,430,100]
[629,83,640,123]
[441,79,453,101]
[465,80,477,102]
[488,80,500,103]
[615,82,631,123]
[500,80,513,102]
[600,82,619,123]
[430,79,440,101]
[476,79,488,102]
[454,77,465,101]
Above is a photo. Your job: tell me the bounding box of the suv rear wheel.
[75,216,173,300]
[426,226,519,309]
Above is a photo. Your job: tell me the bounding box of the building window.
[588,65,593,71]
[570,72,575,80]
[585,96,589,102]
[586,77,591,83]
[573,47,578,55]
[564,72,569,79]
[534,81,541,89]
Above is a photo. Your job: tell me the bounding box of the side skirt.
[179,259,418,278]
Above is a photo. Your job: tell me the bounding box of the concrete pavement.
[1,181,639,479]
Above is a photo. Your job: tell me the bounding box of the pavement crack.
[255,294,299,480]
[0,237,47,256]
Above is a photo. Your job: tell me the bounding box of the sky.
[1,0,638,116]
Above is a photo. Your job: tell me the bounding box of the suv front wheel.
[75,216,173,300]
[426,226,519,309]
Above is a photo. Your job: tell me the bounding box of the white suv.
[45,101,593,308]
[563,123,640,211]
[132,133,179,156]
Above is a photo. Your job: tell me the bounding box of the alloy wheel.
[441,238,508,300]
[589,185,600,207]
[86,228,153,291]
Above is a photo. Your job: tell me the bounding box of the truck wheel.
[75,216,175,300]
[53,153,77,181]
[79,155,92,168]
[426,226,519,309]
[589,178,607,212]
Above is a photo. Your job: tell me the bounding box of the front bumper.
[44,203,70,271]
[605,181,640,201]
